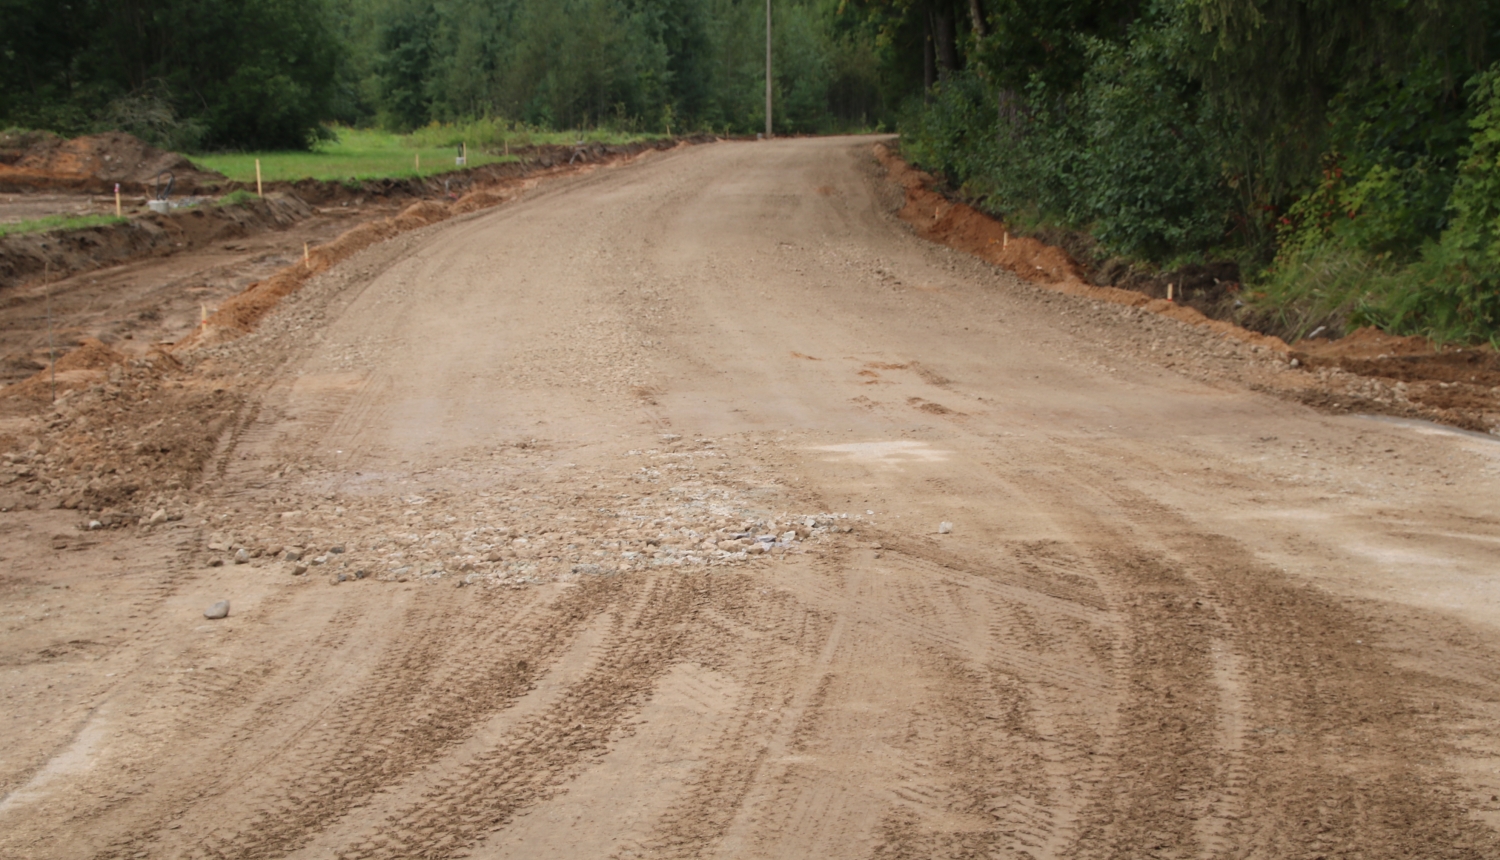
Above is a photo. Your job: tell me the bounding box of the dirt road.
[4,136,1500,859]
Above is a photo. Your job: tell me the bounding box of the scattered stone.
[208,558,224,567]
[353,569,367,580]
[87,520,103,530]
[149,508,167,526]
[291,563,308,576]
[311,555,328,565]
[938,521,953,534]
[234,548,251,564]
[329,544,345,554]
[283,549,302,562]
[203,600,230,620]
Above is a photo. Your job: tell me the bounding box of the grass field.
[191,125,661,184]
[0,213,127,238]
[191,128,515,183]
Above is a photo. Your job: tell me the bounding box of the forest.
[4,0,1500,343]
[0,0,897,149]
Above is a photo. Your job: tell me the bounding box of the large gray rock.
[204,600,230,620]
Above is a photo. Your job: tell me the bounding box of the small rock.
[311,555,328,565]
[283,549,302,562]
[149,508,167,526]
[291,564,308,576]
[938,522,953,535]
[1290,358,1301,368]
[329,544,345,554]
[203,600,230,620]
[208,558,224,567]
[87,520,103,530]
[234,548,251,564]
[353,569,367,580]
[745,543,766,555]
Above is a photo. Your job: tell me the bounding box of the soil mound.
[0,131,224,194]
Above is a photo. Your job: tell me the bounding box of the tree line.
[0,0,905,150]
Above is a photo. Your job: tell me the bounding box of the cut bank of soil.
[0,131,225,194]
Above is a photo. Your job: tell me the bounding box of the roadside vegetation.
[889,0,1500,346]
[0,214,127,238]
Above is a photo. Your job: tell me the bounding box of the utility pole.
[765,0,773,139]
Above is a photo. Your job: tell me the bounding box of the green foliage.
[216,189,259,207]
[1250,66,1500,346]
[0,214,128,238]
[1071,26,1226,259]
[0,0,343,150]
[901,11,1227,261]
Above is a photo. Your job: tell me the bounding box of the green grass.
[192,124,666,184]
[404,118,661,151]
[216,189,258,207]
[191,127,516,183]
[0,213,128,238]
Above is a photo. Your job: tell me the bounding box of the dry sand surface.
[3,136,1500,859]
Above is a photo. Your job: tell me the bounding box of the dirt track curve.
[4,136,1500,859]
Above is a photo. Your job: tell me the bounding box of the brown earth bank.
[0,131,226,194]
[876,144,1500,436]
[1,136,1499,860]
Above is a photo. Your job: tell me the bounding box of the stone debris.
[938,521,953,534]
[203,600,229,620]
[234,548,250,564]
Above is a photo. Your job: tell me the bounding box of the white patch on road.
[811,440,950,464]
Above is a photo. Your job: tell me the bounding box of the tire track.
[96,577,620,859]
[331,571,705,859]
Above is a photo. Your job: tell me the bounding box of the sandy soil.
[2,136,1500,859]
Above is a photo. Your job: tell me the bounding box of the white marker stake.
[304,242,310,269]
[44,262,55,403]
[1167,283,1175,302]
[255,159,263,197]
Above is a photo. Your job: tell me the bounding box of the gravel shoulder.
[1,136,1498,859]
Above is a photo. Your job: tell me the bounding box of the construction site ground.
[1,135,1499,859]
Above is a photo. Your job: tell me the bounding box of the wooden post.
[765,0,773,139]
[304,242,310,270]
[1167,283,1175,302]
[415,152,420,173]
[255,159,263,197]
[44,262,55,404]
[114,183,122,217]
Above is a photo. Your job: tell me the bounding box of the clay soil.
[2,137,1500,860]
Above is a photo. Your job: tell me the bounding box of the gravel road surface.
[3,136,1500,859]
